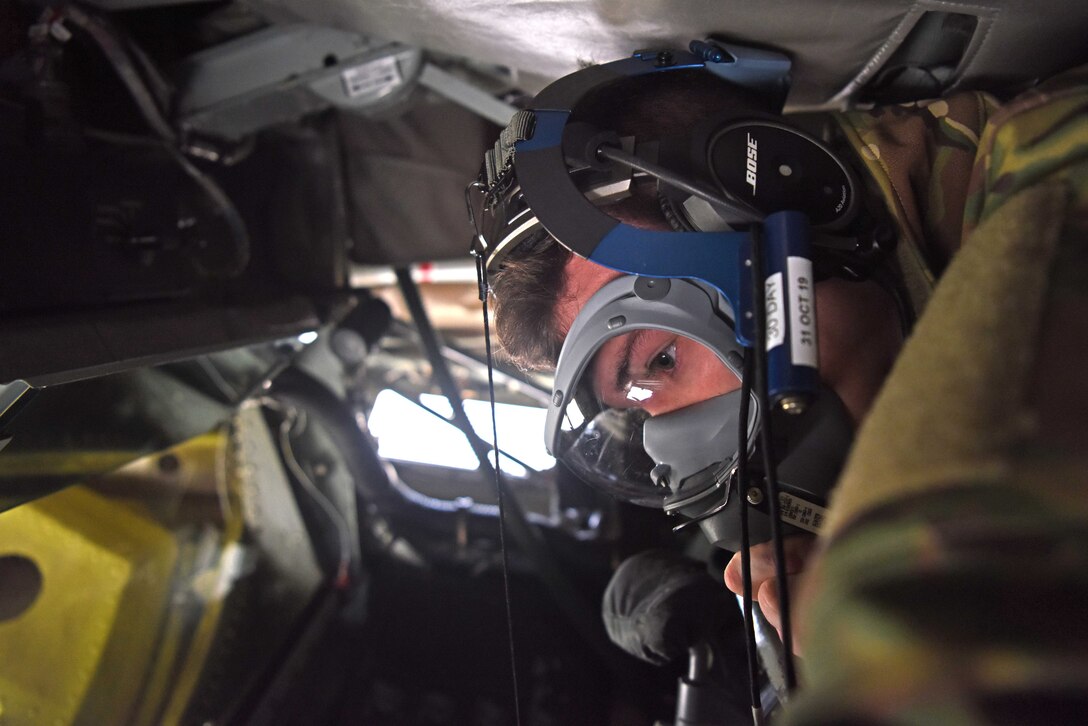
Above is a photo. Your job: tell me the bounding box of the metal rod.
[596,144,763,224]
[396,268,497,475]
[395,268,620,675]
[408,394,541,473]
[419,63,517,128]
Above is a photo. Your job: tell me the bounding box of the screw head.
[779,396,808,415]
[746,487,764,505]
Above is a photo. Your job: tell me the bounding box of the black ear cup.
[653,118,860,233]
[708,121,859,230]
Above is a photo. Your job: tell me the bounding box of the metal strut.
[396,267,626,722]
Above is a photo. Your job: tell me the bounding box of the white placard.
[341,56,402,99]
[787,256,818,367]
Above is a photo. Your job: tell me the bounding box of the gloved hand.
[602,548,736,666]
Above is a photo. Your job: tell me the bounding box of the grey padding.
[249,1,1088,109]
[337,97,498,266]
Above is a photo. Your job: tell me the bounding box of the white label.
[787,256,818,368]
[341,56,402,99]
[778,493,828,534]
[765,272,785,351]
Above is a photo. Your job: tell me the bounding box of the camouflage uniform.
[781,68,1088,723]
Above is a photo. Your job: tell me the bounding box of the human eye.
[648,342,677,373]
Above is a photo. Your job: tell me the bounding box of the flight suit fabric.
[782,69,1088,723]
[836,90,997,314]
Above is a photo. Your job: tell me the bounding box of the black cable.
[61,6,176,143]
[168,145,252,278]
[736,351,764,724]
[118,27,174,114]
[748,225,798,690]
[596,144,763,224]
[82,128,251,276]
[274,406,353,588]
[66,8,251,278]
[477,257,523,726]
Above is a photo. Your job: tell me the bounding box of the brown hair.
[490,229,572,370]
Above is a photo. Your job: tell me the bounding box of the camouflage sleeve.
[782,69,1088,724]
[836,90,999,313]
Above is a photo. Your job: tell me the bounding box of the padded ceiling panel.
[250,0,1088,107]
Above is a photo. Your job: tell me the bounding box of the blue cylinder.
[762,210,819,406]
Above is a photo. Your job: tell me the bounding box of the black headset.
[469,40,898,291]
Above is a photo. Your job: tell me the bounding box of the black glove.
[602,548,735,666]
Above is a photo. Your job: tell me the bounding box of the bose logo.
[745,133,758,195]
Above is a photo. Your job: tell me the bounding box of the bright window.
[367,389,555,477]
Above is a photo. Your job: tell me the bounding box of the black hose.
[748,225,797,690]
[736,351,764,722]
[64,6,250,277]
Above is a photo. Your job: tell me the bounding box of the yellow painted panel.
[0,486,177,726]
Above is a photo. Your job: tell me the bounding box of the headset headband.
[470,42,794,332]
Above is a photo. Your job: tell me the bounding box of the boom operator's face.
[554,255,742,419]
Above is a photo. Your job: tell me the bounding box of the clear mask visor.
[552,328,749,508]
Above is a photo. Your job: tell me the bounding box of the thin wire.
[737,351,764,724]
[478,255,522,725]
[749,225,797,689]
[198,356,240,403]
[267,399,353,589]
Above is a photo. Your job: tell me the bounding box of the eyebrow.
[612,329,647,394]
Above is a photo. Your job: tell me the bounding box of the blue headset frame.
[510,43,817,400]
